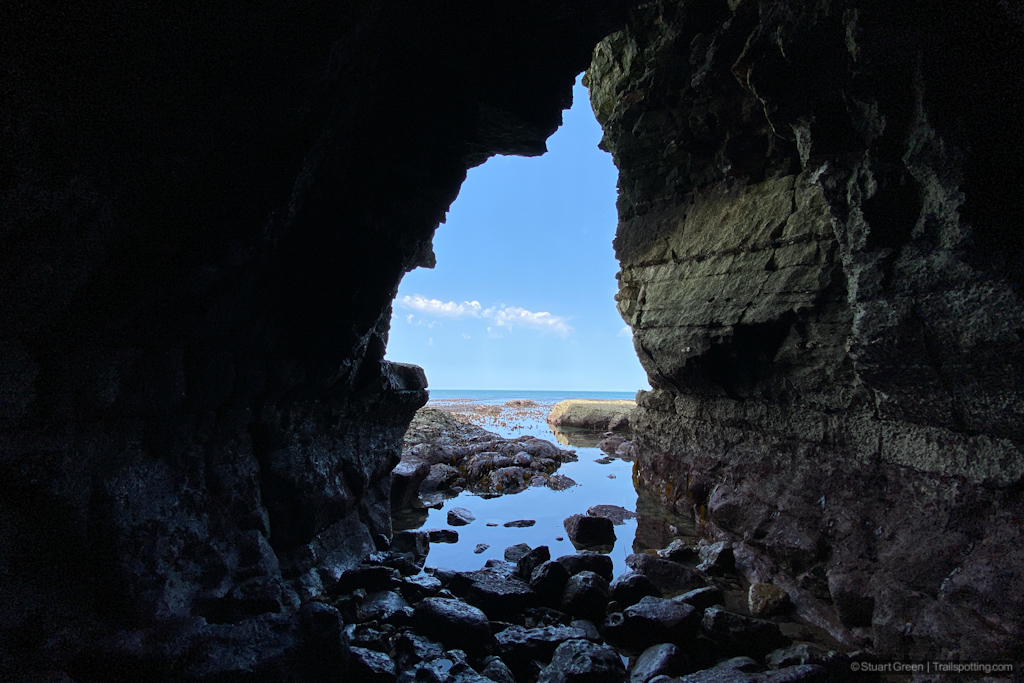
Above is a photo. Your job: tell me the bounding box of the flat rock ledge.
[305,536,855,683]
[546,399,636,432]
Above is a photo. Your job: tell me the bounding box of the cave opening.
[386,74,648,395]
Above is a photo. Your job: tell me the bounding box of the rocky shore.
[393,407,580,510]
[309,533,863,683]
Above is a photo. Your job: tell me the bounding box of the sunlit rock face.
[589,0,1024,660]
[0,1,632,678]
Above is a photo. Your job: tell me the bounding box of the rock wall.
[589,0,1024,661]
[0,2,632,678]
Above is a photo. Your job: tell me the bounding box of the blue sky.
[386,75,650,392]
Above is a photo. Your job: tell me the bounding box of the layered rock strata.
[1,2,633,678]
[588,0,1024,661]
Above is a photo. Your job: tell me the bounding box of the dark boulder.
[630,643,691,683]
[626,554,707,593]
[564,513,616,548]
[517,545,551,581]
[496,625,591,678]
[537,639,626,683]
[556,552,614,583]
[610,571,662,608]
[602,597,699,653]
[531,560,571,607]
[560,570,611,622]
[412,598,493,655]
[350,646,397,682]
[700,606,791,659]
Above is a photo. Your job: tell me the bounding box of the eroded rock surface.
[587,0,1024,662]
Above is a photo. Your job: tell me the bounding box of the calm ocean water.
[427,389,638,404]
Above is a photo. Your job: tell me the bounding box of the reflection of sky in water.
[395,407,696,579]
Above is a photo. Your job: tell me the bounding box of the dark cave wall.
[0,1,633,678]
[589,0,1024,660]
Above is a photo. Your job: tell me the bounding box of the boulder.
[610,572,662,608]
[412,598,493,655]
[448,507,476,526]
[537,639,626,683]
[696,542,735,575]
[349,646,397,682]
[425,528,459,543]
[626,554,708,593]
[504,543,533,562]
[530,560,571,607]
[560,570,611,622]
[630,643,691,683]
[496,625,590,678]
[457,568,538,621]
[504,519,536,528]
[547,399,636,432]
[564,514,616,549]
[602,597,699,653]
[748,583,789,616]
[672,586,725,611]
[556,553,614,583]
[391,456,431,508]
[516,545,551,581]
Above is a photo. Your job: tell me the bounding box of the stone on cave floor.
[516,545,551,581]
[626,553,708,593]
[630,643,691,683]
[564,513,616,548]
[412,597,493,655]
[556,552,614,583]
[559,570,611,623]
[537,638,626,683]
[530,560,571,607]
[748,582,790,617]
[495,624,592,678]
[480,655,517,683]
[700,606,791,659]
[610,571,662,608]
[349,646,398,682]
[672,585,725,611]
[587,504,637,525]
[601,596,699,654]
[455,567,539,622]
[448,507,476,526]
[474,543,489,554]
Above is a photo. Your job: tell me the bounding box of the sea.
[394,388,696,578]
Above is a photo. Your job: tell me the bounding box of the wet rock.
[298,602,350,678]
[475,543,490,554]
[560,570,611,622]
[392,530,430,559]
[537,638,626,683]
[530,560,571,607]
[546,473,578,491]
[748,583,789,617]
[421,463,463,493]
[480,655,516,683]
[673,586,725,611]
[587,504,637,525]
[610,572,662,608]
[517,545,551,581]
[696,542,735,575]
[700,606,791,659]
[400,573,443,602]
[765,643,836,670]
[615,441,635,459]
[631,643,690,683]
[496,625,590,678]
[658,539,698,563]
[602,597,699,653]
[678,658,826,682]
[556,552,614,583]
[487,466,528,495]
[350,646,397,682]
[332,565,400,594]
[564,514,616,548]
[456,568,538,621]
[357,590,412,625]
[626,554,708,593]
[395,631,445,668]
[392,456,431,509]
[425,528,459,544]
[504,519,536,528]
[366,550,424,577]
[412,598,493,655]
[448,507,476,526]
[504,543,533,562]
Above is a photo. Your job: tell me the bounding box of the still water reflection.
[392,406,698,578]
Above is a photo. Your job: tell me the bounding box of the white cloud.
[427,338,434,346]
[461,333,471,339]
[406,314,415,324]
[618,325,633,338]
[398,294,571,337]
[397,295,482,318]
[490,306,571,336]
